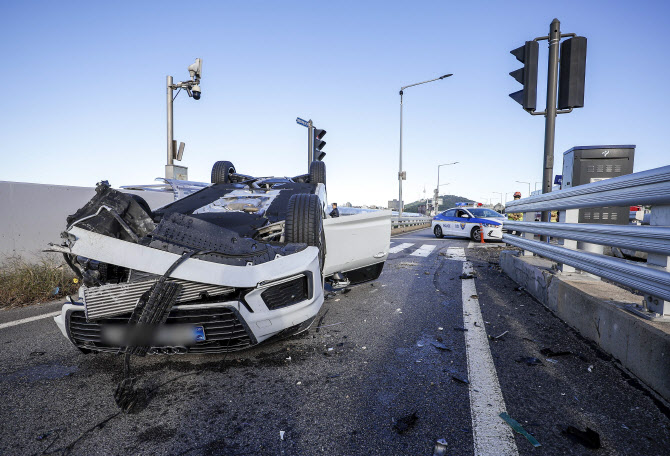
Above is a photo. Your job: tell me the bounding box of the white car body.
[50,178,391,354]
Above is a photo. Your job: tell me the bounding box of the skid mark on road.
[452,247,518,456]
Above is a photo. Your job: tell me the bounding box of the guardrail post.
[645,205,670,316]
[558,208,578,273]
[522,211,534,256]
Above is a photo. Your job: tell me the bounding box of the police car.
[432,203,505,241]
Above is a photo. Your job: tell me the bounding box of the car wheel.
[309,161,326,185]
[211,161,236,184]
[285,193,325,270]
[434,225,443,238]
[471,226,482,242]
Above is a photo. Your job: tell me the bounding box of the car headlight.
[482,223,500,228]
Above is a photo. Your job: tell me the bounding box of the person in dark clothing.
[329,203,340,218]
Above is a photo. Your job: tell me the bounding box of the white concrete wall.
[0,181,174,262]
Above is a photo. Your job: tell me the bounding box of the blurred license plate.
[194,326,206,342]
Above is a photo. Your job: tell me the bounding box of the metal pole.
[399,91,404,216]
[308,119,314,171]
[435,165,439,216]
[541,18,561,238]
[167,75,174,169]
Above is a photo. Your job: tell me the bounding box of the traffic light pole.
[539,19,561,238]
[308,119,314,170]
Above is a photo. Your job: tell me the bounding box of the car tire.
[434,225,443,238]
[309,161,326,185]
[211,161,236,184]
[471,226,482,242]
[285,193,325,270]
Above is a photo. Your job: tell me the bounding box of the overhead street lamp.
[534,181,542,192]
[516,180,531,198]
[398,73,453,215]
[434,161,459,215]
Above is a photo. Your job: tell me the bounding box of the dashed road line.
[410,244,436,257]
[0,311,61,330]
[452,247,518,456]
[388,243,414,254]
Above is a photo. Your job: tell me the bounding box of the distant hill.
[403,194,474,213]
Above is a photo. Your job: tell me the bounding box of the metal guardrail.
[503,234,670,302]
[391,216,432,229]
[504,221,670,255]
[505,165,670,212]
[502,164,670,320]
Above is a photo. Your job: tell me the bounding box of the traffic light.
[313,128,326,160]
[509,41,539,111]
[558,36,587,109]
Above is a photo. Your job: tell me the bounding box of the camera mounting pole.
[165,58,202,180]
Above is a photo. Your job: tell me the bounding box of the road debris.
[459,273,476,279]
[588,365,594,372]
[539,348,572,357]
[342,288,351,294]
[280,430,285,440]
[453,327,468,332]
[392,412,418,434]
[432,438,448,456]
[315,322,343,330]
[437,327,443,331]
[546,358,558,364]
[563,426,601,449]
[515,357,543,366]
[489,330,508,340]
[451,375,469,384]
[431,341,451,351]
[470,294,478,299]
[499,412,541,448]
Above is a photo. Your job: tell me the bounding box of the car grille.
[67,306,253,354]
[260,275,309,310]
[83,279,235,320]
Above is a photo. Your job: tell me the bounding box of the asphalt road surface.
[1,228,669,455]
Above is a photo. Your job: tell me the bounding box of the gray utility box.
[562,145,635,224]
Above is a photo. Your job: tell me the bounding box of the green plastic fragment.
[499,412,541,448]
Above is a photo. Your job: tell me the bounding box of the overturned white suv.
[50,160,391,355]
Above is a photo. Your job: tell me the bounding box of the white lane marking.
[456,248,518,456]
[388,243,414,254]
[467,241,474,249]
[410,244,436,257]
[0,311,61,330]
[446,247,467,261]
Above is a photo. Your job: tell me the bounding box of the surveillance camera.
[192,84,201,100]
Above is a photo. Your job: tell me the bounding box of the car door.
[322,210,392,277]
[441,209,457,236]
[455,209,472,238]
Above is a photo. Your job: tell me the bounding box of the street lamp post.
[492,191,503,208]
[434,161,459,215]
[398,73,452,216]
[516,180,531,198]
[534,181,542,192]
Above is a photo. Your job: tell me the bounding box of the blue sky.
[1,0,668,207]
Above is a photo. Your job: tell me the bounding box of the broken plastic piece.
[451,375,469,384]
[459,273,476,279]
[499,412,541,448]
[563,426,601,449]
[393,412,418,434]
[431,341,451,351]
[453,327,468,332]
[515,357,542,366]
[280,430,285,441]
[432,438,448,456]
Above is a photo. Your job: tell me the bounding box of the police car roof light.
[455,202,468,207]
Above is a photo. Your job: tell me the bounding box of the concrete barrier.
[500,250,670,402]
[0,181,173,262]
